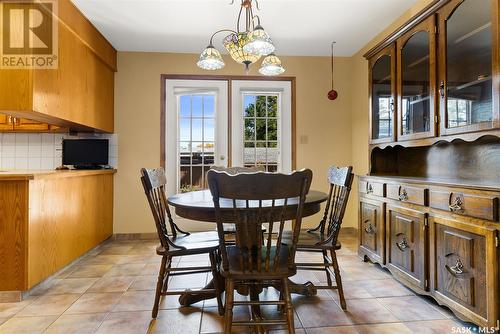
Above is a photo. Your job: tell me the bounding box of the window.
[178,94,216,193]
[447,98,472,128]
[243,94,279,172]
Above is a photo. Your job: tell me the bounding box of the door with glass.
[231,80,293,173]
[369,44,397,144]
[165,80,228,196]
[397,16,437,141]
[437,0,498,135]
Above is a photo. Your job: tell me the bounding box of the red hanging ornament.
[328,41,338,100]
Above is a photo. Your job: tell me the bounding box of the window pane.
[371,55,392,139]
[204,95,215,117]
[245,119,255,140]
[267,119,277,140]
[244,148,255,165]
[267,96,277,117]
[256,141,266,148]
[192,119,203,141]
[244,141,255,148]
[192,95,203,117]
[204,119,215,142]
[256,119,266,140]
[179,118,190,141]
[244,95,255,117]
[180,95,191,118]
[256,96,266,117]
[180,166,191,192]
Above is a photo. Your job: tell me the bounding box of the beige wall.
[114,0,435,234]
[114,52,355,233]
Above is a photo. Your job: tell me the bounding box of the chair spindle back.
[207,169,313,274]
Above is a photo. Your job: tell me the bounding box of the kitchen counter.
[0,169,116,180]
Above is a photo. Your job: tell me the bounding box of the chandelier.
[197,0,285,76]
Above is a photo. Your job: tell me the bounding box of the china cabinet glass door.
[397,16,437,141]
[438,0,498,135]
[370,45,396,143]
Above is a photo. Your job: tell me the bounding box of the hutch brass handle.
[396,237,409,251]
[399,188,409,201]
[364,223,375,234]
[449,197,463,213]
[446,258,465,276]
[439,81,445,99]
[366,183,374,194]
[7,116,13,124]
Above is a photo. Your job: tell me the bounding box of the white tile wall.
[0,133,118,171]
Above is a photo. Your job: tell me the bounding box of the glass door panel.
[370,45,396,143]
[440,0,494,134]
[397,16,436,140]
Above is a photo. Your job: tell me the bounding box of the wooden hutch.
[358,0,500,328]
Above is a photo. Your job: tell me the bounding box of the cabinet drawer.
[387,184,426,206]
[429,190,499,221]
[359,180,385,197]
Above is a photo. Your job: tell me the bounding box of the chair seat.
[282,230,342,250]
[156,231,220,256]
[222,245,296,279]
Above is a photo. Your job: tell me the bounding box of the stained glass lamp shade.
[197,45,225,70]
[223,32,261,70]
[259,53,285,76]
[243,25,275,56]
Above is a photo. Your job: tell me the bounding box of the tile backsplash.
[0,132,118,171]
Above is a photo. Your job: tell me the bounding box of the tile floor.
[0,232,474,333]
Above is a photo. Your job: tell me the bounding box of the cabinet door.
[0,114,14,131]
[369,44,396,144]
[438,0,499,135]
[386,205,427,290]
[397,15,437,141]
[13,118,50,131]
[358,198,385,264]
[430,216,497,327]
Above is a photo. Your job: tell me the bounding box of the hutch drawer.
[429,190,499,222]
[387,183,426,206]
[359,179,385,197]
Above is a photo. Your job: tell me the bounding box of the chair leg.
[281,278,295,334]
[224,279,235,334]
[331,249,346,310]
[152,255,168,318]
[209,251,224,316]
[322,249,333,287]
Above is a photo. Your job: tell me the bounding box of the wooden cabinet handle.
[399,188,408,201]
[366,183,374,194]
[446,258,465,277]
[364,223,375,234]
[439,81,445,99]
[396,237,409,251]
[449,197,463,213]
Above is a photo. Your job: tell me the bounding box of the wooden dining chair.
[140,168,224,318]
[283,165,354,310]
[207,169,313,334]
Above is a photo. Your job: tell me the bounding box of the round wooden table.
[167,189,329,307]
[168,189,328,221]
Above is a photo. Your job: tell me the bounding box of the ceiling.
[71,0,419,57]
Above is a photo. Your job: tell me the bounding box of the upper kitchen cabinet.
[369,45,397,144]
[397,16,437,141]
[0,0,116,133]
[437,0,499,135]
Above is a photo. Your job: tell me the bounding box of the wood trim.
[160,74,297,171]
[396,15,438,142]
[363,0,449,59]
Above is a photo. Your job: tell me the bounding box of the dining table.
[167,189,329,307]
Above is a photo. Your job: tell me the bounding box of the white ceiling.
[71,0,419,57]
